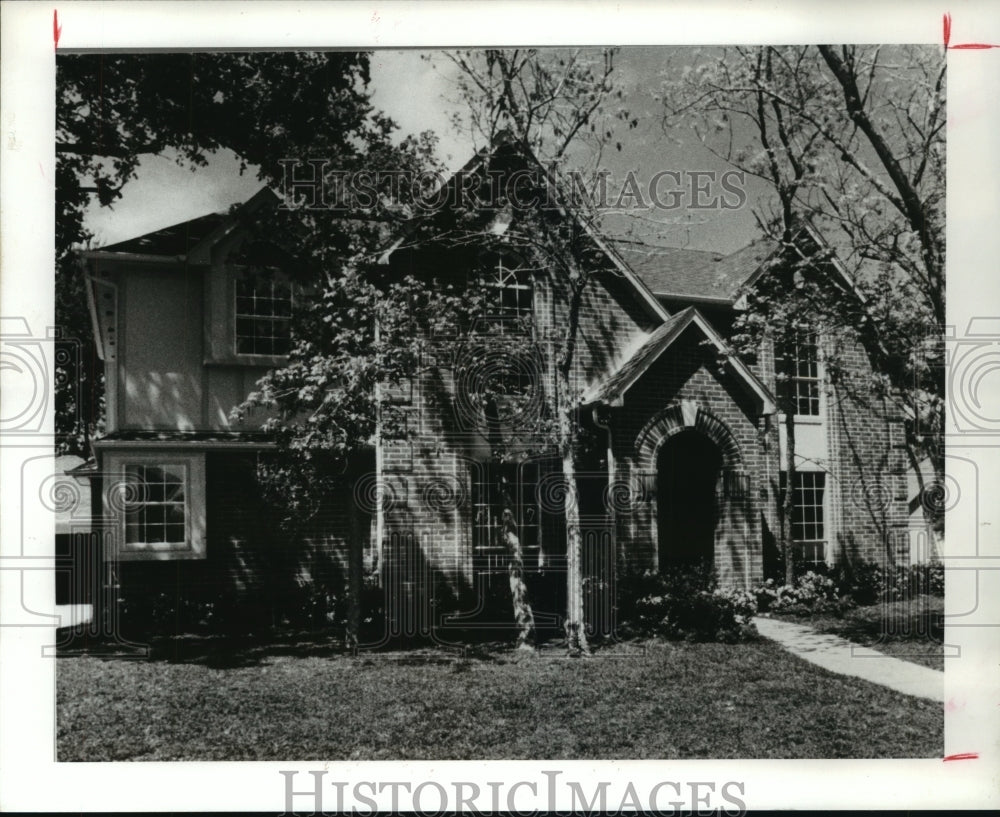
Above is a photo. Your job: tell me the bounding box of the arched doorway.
[657,429,722,569]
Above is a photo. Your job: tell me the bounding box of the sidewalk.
[753,616,944,702]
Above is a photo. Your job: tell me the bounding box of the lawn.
[776,596,945,671]
[57,635,942,760]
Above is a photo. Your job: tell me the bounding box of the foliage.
[117,583,347,637]
[55,51,439,454]
[661,45,946,532]
[753,560,945,616]
[752,571,848,616]
[441,48,630,173]
[440,49,630,655]
[826,560,944,604]
[616,565,757,643]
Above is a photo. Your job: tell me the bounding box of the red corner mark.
[943,752,979,761]
[944,12,1000,50]
[53,9,61,50]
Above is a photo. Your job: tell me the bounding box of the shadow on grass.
[53,622,582,668]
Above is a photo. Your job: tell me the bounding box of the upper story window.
[234,271,292,357]
[775,332,820,416]
[482,253,533,322]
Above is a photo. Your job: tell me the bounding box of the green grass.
[57,636,942,760]
[775,596,945,671]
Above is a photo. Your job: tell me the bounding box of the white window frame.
[779,468,828,566]
[775,332,823,421]
[104,451,206,561]
[233,268,294,358]
[480,251,533,325]
[470,460,542,568]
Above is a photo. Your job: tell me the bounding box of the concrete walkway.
[753,616,944,702]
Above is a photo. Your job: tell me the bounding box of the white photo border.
[2,0,998,811]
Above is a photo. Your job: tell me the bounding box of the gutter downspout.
[591,404,616,620]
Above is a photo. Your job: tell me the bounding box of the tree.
[56,51,435,453]
[661,45,946,545]
[440,48,631,654]
[57,51,445,642]
[61,49,629,651]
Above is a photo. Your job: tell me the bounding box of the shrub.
[755,560,945,615]
[827,560,883,606]
[617,564,757,643]
[828,559,944,605]
[751,571,849,616]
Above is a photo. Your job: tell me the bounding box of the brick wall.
[824,330,910,566]
[609,325,771,588]
[116,452,357,628]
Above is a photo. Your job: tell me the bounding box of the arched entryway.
[657,429,722,569]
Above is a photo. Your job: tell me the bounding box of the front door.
[657,429,721,569]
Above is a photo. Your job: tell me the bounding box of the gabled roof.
[615,219,870,308]
[614,238,777,304]
[376,138,672,325]
[582,306,775,414]
[98,211,229,257]
[83,186,280,265]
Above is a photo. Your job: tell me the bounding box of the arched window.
[482,252,532,320]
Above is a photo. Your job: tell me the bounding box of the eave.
[583,306,776,415]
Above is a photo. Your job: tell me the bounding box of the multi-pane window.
[123,464,187,546]
[779,470,827,565]
[775,333,820,416]
[483,254,532,320]
[235,273,292,356]
[471,462,541,561]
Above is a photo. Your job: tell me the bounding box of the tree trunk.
[483,395,538,650]
[502,505,536,651]
[561,415,590,656]
[905,439,944,559]
[346,481,364,651]
[782,407,797,586]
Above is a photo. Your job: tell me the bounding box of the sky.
[81,48,765,254]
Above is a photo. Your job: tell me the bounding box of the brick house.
[78,145,912,636]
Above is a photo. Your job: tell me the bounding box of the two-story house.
[78,144,912,636]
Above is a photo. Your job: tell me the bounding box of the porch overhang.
[93,430,277,451]
[581,306,776,415]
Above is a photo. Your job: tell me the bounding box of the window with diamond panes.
[235,273,292,356]
[775,333,820,416]
[779,470,826,565]
[123,464,188,546]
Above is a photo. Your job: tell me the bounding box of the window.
[775,333,820,416]
[471,462,541,562]
[482,254,532,321]
[106,452,206,560]
[235,272,292,356]
[779,470,827,565]
[124,464,187,547]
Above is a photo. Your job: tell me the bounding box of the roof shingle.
[614,238,777,302]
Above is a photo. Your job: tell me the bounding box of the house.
[78,144,914,638]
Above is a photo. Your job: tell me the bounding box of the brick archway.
[636,399,743,472]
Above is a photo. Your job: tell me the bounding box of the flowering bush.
[753,561,945,616]
[825,560,944,605]
[752,571,844,615]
